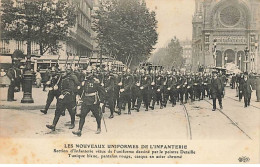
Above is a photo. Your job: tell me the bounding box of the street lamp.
[244,47,249,72]
[21,0,36,103]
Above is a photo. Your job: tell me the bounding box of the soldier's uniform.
[149,73,157,110]
[205,75,212,99]
[155,74,164,109]
[185,75,193,103]
[162,74,172,107]
[137,73,151,111]
[177,75,185,104]
[104,73,116,118]
[193,74,202,100]
[170,75,178,106]
[118,73,133,114]
[131,73,142,110]
[46,69,80,131]
[40,71,61,114]
[201,75,208,100]
[72,75,106,136]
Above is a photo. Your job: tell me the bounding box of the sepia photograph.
[0,0,259,164]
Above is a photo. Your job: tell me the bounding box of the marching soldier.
[46,67,80,131]
[185,74,194,103]
[118,70,133,114]
[104,72,116,118]
[170,73,178,107]
[205,74,212,99]
[149,70,157,110]
[177,74,185,104]
[132,70,142,111]
[40,70,61,114]
[138,70,151,111]
[155,72,164,109]
[72,73,105,136]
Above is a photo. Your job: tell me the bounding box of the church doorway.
[224,49,235,64]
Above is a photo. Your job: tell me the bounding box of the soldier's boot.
[115,109,121,115]
[72,130,82,137]
[128,109,131,115]
[150,101,155,110]
[40,109,47,114]
[109,114,114,119]
[96,128,101,134]
[160,102,163,109]
[46,125,55,131]
[69,124,75,129]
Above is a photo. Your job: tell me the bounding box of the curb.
[0,104,56,110]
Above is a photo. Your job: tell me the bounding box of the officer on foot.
[72,73,105,136]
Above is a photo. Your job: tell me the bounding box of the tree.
[150,36,183,69]
[1,0,77,55]
[92,0,158,67]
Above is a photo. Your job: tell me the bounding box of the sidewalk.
[0,87,56,110]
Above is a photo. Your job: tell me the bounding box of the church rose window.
[220,6,241,27]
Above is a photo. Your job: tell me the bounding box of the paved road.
[0,87,259,140]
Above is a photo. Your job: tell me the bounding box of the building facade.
[0,0,93,68]
[192,0,260,73]
[180,39,192,67]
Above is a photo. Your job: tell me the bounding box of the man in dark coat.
[242,73,253,107]
[211,71,223,111]
[6,66,17,101]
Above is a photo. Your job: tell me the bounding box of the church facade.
[192,0,260,73]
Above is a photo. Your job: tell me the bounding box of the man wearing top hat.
[211,71,223,111]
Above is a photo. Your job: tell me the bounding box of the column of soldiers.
[42,65,231,136]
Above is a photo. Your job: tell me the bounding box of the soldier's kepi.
[72,73,106,137]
